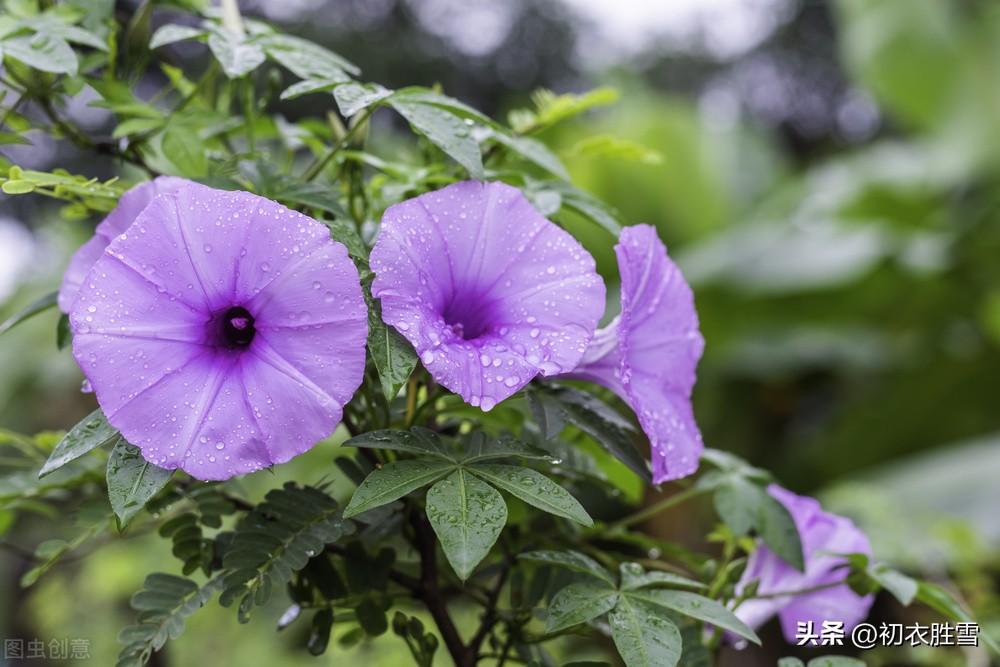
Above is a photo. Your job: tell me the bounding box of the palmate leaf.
[545,581,618,633]
[468,463,592,526]
[260,33,359,80]
[608,596,682,667]
[106,439,174,526]
[460,433,553,463]
[220,483,352,622]
[117,574,223,667]
[425,468,507,580]
[343,458,455,518]
[39,408,118,477]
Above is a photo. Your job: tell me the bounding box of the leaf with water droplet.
[425,468,506,581]
[625,589,759,645]
[469,463,592,526]
[459,433,553,464]
[388,98,484,178]
[107,438,174,526]
[362,277,418,401]
[519,549,615,586]
[343,458,455,518]
[608,596,682,667]
[40,408,118,478]
[345,428,455,461]
[618,562,705,591]
[545,581,618,633]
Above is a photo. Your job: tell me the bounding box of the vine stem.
[301,108,375,182]
[604,484,709,532]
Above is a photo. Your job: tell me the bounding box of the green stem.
[301,108,375,182]
[605,485,708,532]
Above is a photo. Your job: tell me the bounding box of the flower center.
[442,297,495,341]
[219,306,256,348]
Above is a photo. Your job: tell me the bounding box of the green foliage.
[3,2,998,665]
[219,483,352,622]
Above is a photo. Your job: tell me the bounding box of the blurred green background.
[1,0,999,665]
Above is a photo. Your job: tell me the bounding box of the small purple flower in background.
[59,176,193,312]
[562,224,704,482]
[733,485,874,642]
[370,180,604,411]
[70,183,367,480]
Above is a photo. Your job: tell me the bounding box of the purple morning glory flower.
[370,180,605,411]
[733,485,874,643]
[70,183,368,480]
[59,176,193,313]
[562,224,704,483]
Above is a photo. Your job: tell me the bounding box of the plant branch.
[604,484,708,532]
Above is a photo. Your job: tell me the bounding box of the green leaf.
[627,589,760,645]
[914,580,1000,655]
[757,492,805,572]
[806,658,866,667]
[112,117,164,139]
[106,439,173,525]
[525,387,566,439]
[618,562,705,591]
[0,290,56,336]
[56,313,71,349]
[161,125,207,177]
[346,428,453,460]
[519,549,615,586]
[39,408,118,477]
[389,99,484,178]
[608,596,682,667]
[2,32,77,74]
[279,78,341,101]
[321,218,368,260]
[307,608,334,656]
[459,433,554,463]
[343,459,454,518]
[220,484,350,620]
[207,28,265,79]
[549,182,623,236]
[490,131,569,180]
[2,178,34,192]
[362,278,418,400]
[778,659,806,667]
[425,468,507,580]
[333,82,393,117]
[392,88,496,127]
[469,463,592,526]
[869,562,918,606]
[545,581,618,633]
[117,574,222,666]
[714,476,763,536]
[543,385,650,481]
[260,33,359,80]
[23,16,108,52]
[149,24,205,49]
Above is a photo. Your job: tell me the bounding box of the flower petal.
[71,184,367,480]
[58,176,194,312]
[563,224,704,482]
[371,180,604,409]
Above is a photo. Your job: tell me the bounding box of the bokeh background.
[2,0,999,665]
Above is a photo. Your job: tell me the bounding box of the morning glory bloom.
[563,224,704,482]
[370,180,604,411]
[59,176,193,312]
[70,183,368,480]
[733,485,874,643]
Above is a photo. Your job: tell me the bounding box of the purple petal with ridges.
[565,224,704,482]
[58,176,194,312]
[370,180,604,410]
[71,185,367,480]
